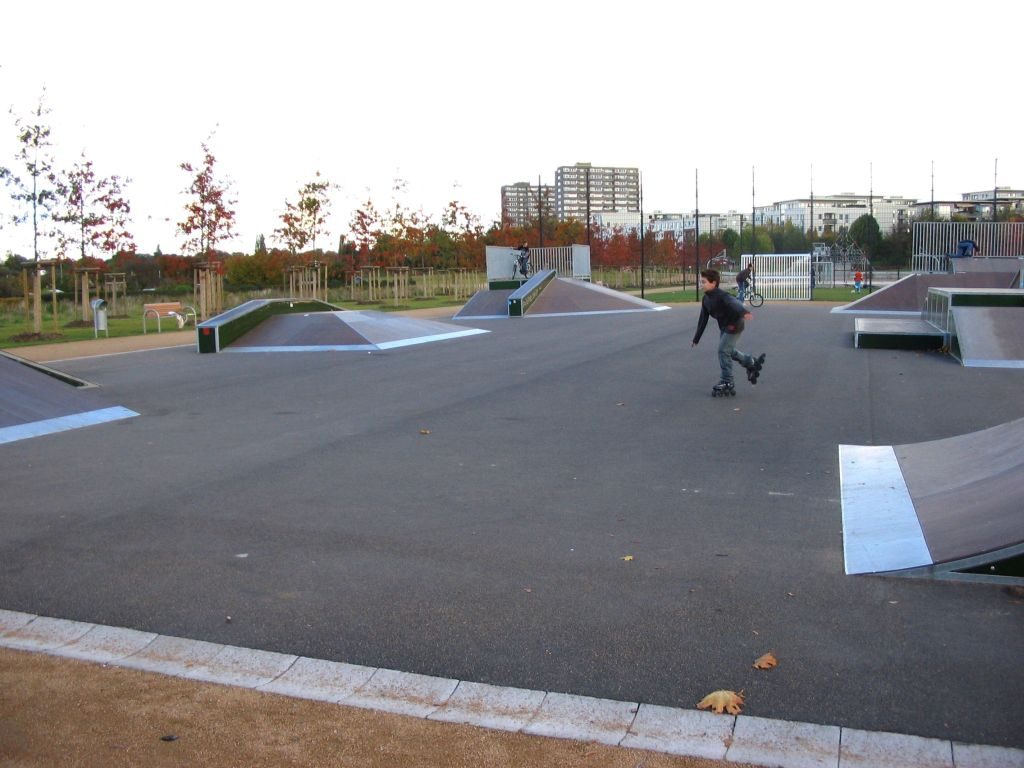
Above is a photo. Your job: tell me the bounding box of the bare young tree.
[7,91,56,260]
[178,140,236,258]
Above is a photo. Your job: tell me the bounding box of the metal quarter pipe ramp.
[839,418,1024,583]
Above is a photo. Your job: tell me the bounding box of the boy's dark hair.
[700,269,721,286]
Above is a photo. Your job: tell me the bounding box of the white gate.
[741,253,811,301]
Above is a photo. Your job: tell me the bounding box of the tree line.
[3,91,938,299]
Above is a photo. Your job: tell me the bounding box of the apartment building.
[555,163,640,223]
[500,181,556,228]
[647,195,914,238]
[757,194,917,235]
[647,210,758,239]
[908,189,1024,221]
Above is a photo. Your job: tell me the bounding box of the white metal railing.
[911,254,950,273]
[530,246,573,276]
[913,222,1024,260]
[484,245,591,281]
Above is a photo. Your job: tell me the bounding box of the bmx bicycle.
[737,279,763,307]
[511,248,531,280]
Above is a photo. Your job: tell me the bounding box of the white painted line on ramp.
[839,444,932,574]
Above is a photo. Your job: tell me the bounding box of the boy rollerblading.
[691,269,765,396]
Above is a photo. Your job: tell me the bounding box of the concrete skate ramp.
[0,351,138,444]
[951,306,1024,368]
[228,310,488,352]
[832,272,1017,315]
[840,418,1024,577]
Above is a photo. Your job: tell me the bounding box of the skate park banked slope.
[832,271,1019,316]
[0,351,138,444]
[455,273,668,319]
[841,272,1024,366]
[196,298,488,352]
[839,417,1024,579]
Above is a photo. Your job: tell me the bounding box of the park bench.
[143,301,197,333]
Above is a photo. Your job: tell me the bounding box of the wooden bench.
[143,301,197,333]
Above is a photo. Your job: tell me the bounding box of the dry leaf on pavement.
[753,652,778,669]
[697,689,744,715]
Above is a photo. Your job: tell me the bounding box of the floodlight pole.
[694,169,700,301]
[993,158,998,223]
[586,165,591,246]
[751,166,756,265]
[537,174,544,248]
[639,173,645,300]
[930,161,935,219]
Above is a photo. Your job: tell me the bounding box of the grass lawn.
[0,295,467,350]
[629,285,874,303]
[0,286,874,350]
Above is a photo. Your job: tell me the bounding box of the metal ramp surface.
[840,418,1024,582]
[949,306,1024,368]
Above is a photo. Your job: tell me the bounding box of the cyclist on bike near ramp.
[513,242,531,279]
[691,268,765,397]
[736,262,754,304]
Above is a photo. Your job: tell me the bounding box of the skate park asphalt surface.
[2,301,1023,754]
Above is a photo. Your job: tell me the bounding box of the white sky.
[1,0,1021,257]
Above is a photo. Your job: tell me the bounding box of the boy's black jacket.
[693,287,748,344]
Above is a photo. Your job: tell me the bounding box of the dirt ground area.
[0,648,746,767]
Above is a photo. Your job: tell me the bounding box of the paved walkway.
[5,611,1020,767]
[10,329,196,363]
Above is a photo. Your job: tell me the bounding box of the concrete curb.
[2,610,1021,768]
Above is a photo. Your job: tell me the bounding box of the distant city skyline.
[1,1,1021,257]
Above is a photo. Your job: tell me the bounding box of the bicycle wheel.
[748,292,763,308]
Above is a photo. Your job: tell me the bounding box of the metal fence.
[912,222,1024,272]
[485,245,591,281]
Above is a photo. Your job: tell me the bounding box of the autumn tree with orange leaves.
[178,141,236,258]
[52,152,135,260]
[274,172,333,254]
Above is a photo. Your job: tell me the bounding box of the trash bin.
[91,298,108,338]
